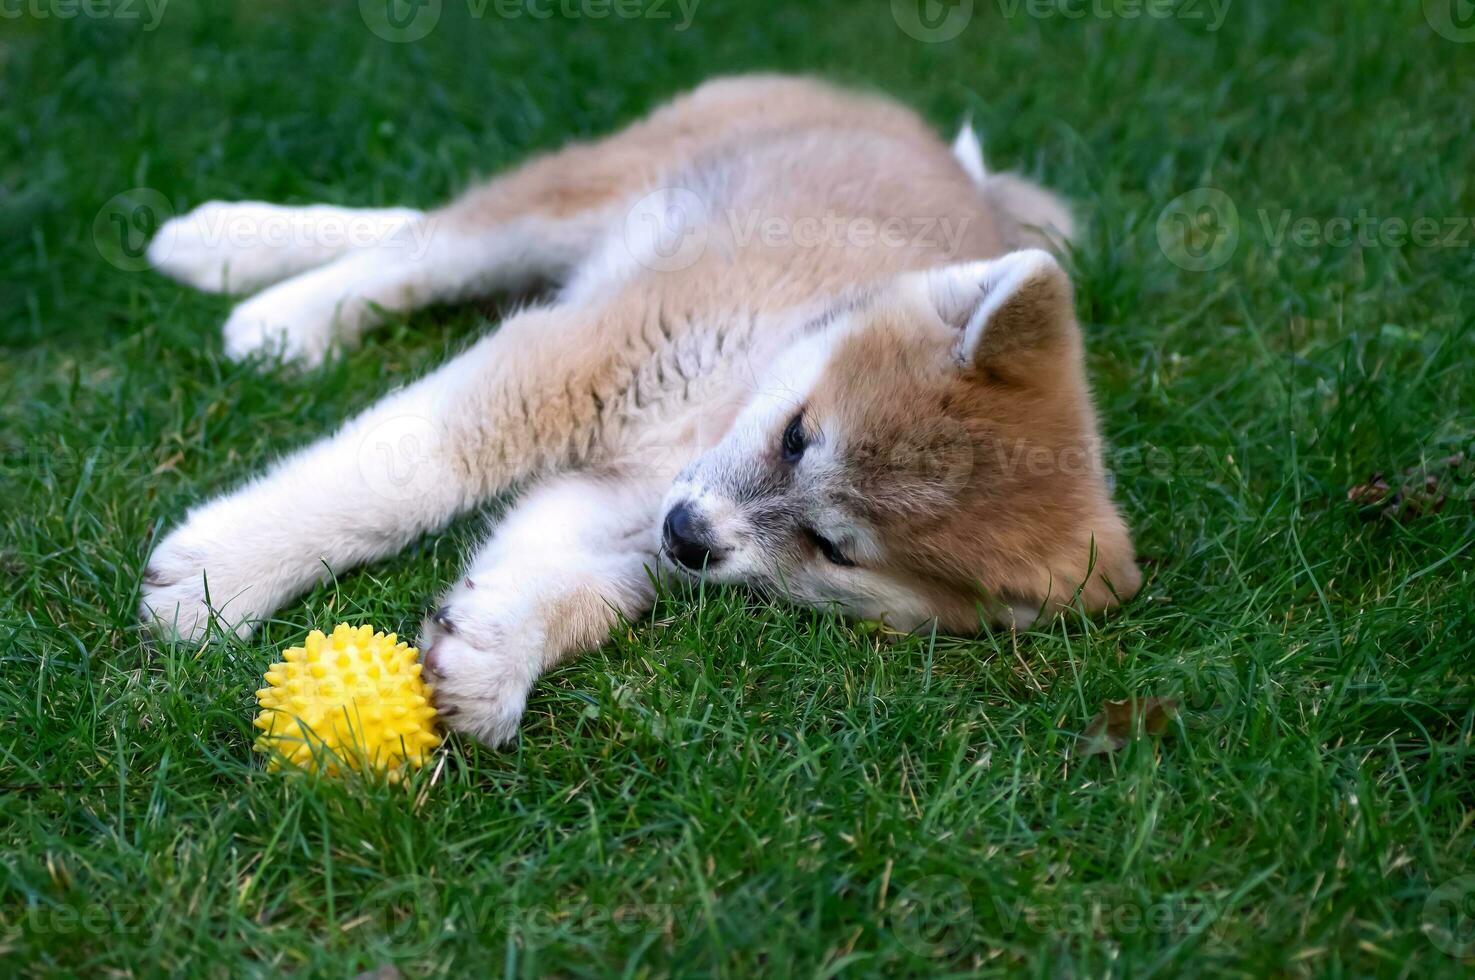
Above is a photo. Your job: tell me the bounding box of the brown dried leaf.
[1076,696,1179,757]
[1349,452,1471,522]
[1346,473,1391,507]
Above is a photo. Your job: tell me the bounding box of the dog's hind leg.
[202,143,654,367]
[149,202,426,295]
[213,200,610,366]
[191,92,744,366]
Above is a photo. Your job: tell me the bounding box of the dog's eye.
[805,527,855,567]
[781,414,807,462]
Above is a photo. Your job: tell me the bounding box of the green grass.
[3,0,1474,975]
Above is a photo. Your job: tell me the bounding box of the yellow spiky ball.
[253,623,441,777]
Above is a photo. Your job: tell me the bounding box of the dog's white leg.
[216,210,606,366]
[418,470,668,746]
[140,302,606,641]
[141,339,484,641]
[149,202,426,295]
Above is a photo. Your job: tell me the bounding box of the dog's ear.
[917,249,1076,372]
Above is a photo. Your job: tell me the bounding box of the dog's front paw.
[221,284,341,367]
[148,202,294,294]
[420,598,544,747]
[140,514,275,642]
[148,202,244,293]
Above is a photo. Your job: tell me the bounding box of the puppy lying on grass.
[141,74,1140,745]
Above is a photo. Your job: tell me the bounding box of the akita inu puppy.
[141,75,1140,745]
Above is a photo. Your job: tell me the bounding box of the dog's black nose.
[663,502,722,570]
